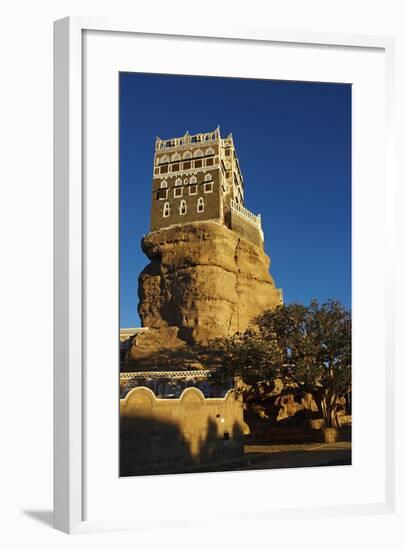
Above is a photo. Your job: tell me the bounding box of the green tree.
[212,300,351,428]
[210,328,281,389]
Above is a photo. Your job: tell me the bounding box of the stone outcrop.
[136,221,282,347]
[126,326,204,371]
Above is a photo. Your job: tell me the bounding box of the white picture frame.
[53,17,396,534]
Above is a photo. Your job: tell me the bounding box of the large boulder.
[137,221,282,346]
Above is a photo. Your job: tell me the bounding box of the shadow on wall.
[120,386,244,477]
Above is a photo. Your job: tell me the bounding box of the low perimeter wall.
[120,386,244,476]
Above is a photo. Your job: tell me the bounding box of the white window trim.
[175,178,182,187]
[179,200,187,215]
[158,189,168,200]
[204,182,213,193]
[197,197,204,213]
[174,187,183,198]
[189,185,197,196]
[163,202,170,218]
[160,180,168,188]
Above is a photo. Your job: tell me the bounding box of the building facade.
[150,127,264,248]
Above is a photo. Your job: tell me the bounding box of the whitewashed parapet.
[230,198,264,240]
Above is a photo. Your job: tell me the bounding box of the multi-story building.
[150,127,264,248]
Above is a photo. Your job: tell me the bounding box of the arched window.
[183,150,192,159]
[179,200,187,215]
[175,177,182,186]
[205,147,215,156]
[193,149,203,158]
[190,175,197,184]
[171,152,181,162]
[160,180,167,188]
[163,202,170,218]
[204,173,212,181]
[183,178,188,185]
[161,154,169,164]
[197,197,204,213]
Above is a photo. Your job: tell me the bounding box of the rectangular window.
[189,185,197,195]
[204,182,213,193]
[225,149,231,156]
[157,189,168,200]
[183,161,191,170]
[172,163,180,172]
[174,187,183,198]
[206,158,214,166]
[160,165,168,174]
[194,160,203,168]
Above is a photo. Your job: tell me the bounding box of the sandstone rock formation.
[136,221,282,347]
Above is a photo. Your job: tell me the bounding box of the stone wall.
[226,208,263,248]
[120,386,244,476]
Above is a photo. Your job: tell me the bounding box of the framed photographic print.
[54,17,396,533]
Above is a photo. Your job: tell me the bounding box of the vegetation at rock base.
[210,300,351,429]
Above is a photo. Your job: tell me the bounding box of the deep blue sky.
[120,73,351,328]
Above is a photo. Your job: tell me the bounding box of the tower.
[150,127,264,248]
[136,127,282,349]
